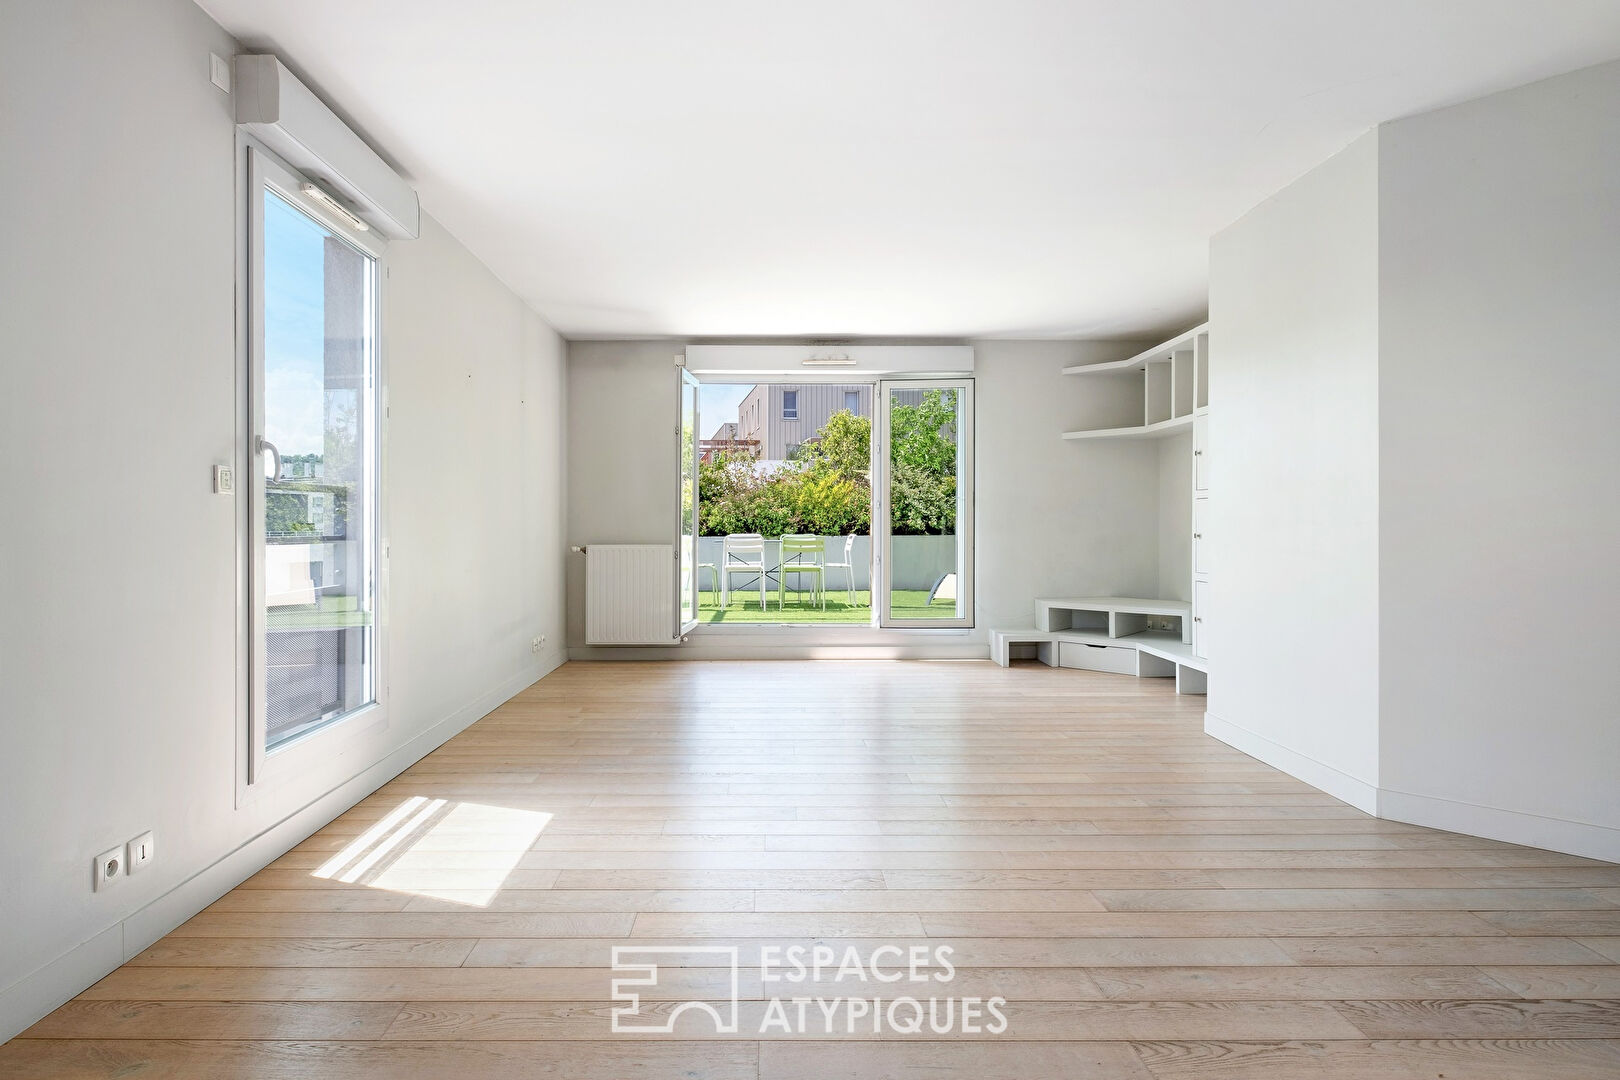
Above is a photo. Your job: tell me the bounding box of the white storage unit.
[1191,397,1212,663]
[992,323,1216,694]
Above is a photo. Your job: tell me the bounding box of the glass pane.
[887,386,962,621]
[695,383,875,625]
[261,189,376,749]
[680,376,698,626]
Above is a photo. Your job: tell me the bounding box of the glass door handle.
[257,436,282,482]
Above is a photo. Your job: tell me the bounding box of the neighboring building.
[698,421,759,463]
[734,383,871,461]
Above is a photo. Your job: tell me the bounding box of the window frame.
[781,388,799,421]
[236,137,391,805]
[873,378,975,630]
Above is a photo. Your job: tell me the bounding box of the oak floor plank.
[1481,967,1620,998]
[1576,938,1620,961]
[1085,965,1516,1001]
[1131,1038,1620,1079]
[1271,936,1613,967]
[18,1000,405,1040]
[1329,997,1620,1039]
[377,999,1364,1041]
[462,935,1300,968]
[758,1041,1155,1080]
[750,888,1108,912]
[919,910,1506,938]
[0,1040,759,1080]
[1091,887,1617,912]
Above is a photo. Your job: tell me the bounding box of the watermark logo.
[610,946,740,1034]
[609,943,1007,1036]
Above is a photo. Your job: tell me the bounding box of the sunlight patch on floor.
[311,796,552,907]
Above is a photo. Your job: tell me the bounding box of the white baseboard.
[1204,710,1620,863]
[568,643,990,661]
[1378,788,1620,864]
[1203,710,1379,814]
[0,654,562,1044]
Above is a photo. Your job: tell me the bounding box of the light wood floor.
[5,660,1619,1078]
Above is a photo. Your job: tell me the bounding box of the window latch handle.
[257,436,282,482]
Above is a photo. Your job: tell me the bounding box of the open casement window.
[873,378,974,628]
[677,367,700,637]
[246,143,387,784]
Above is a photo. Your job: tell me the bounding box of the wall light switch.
[214,464,234,494]
[209,53,232,93]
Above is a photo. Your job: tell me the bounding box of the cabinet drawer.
[1058,641,1139,675]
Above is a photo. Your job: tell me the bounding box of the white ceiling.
[201,1,1620,340]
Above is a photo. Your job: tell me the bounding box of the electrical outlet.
[531,636,545,653]
[93,846,124,892]
[127,831,155,875]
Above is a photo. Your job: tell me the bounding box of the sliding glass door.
[248,147,384,776]
[874,379,973,628]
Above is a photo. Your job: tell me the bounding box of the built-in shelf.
[1064,322,1209,439]
[1062,322,1209,376]
[1062,414,1193,441]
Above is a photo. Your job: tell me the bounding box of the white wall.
[973,341,1161,631]
[0,0,567,1038]
[564,341,680,650]
[1376,61,1620,857]
[564,339,1162,656]
[1205,132,1383,811]
[1205,62,1620,860]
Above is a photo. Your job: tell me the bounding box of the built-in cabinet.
[993,323,1214,693]
[1192,410,1211,660]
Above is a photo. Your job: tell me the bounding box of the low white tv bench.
[992,597,1207,695]
[1034,595,1191,643]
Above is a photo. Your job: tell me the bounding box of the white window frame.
[676,366,700,638]
[873,378,975,629]
[781,388,798,421]
[236,136,390,805]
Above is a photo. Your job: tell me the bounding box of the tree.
[888,389,958,474]
[797,410,870,480]
[886,389,958,535]
[695,397,959,537]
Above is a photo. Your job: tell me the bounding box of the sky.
[699,382,755,439]
[263,190,332,458]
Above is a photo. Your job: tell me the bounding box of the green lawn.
[698,588,952,624]
[266,594,371,631]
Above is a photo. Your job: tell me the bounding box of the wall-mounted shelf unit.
[1062,414,1193,441]
[1062,322,1209,440]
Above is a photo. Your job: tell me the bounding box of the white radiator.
[585,544,676,645]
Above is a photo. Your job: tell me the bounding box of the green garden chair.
[778,534,826,611]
